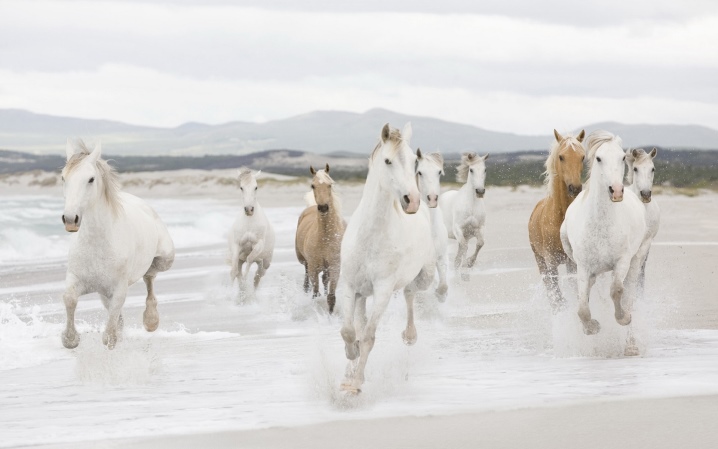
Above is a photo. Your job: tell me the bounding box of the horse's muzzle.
[62,214,80,232]
[568,184,582,197]
[475,188,485,198]
[402,193,420,214]
[317,204,329,214]
[608,184,624,202]
[426,194,438,208]
[244,206,255,216]
[640,190,652,203]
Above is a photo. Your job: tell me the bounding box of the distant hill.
[2,108,718,156]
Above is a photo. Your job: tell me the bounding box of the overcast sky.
[1,0,717,134]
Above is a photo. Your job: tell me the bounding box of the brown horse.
[295,164,345,313]
[528,129,586,309]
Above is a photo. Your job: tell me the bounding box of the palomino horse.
[228,168,275,290]
[560,131,646,353]
[339,123,435,393]
[295,164,345,313]
[415,149,449,301]
[60,140,175,349]
[528,129,586,309]
[440,152,489,279]
[625,148,660,293]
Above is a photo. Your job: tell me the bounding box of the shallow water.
[1,194,717,447]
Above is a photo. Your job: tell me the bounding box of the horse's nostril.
[74,215,79,224]
[62,215,66,224]
[609,186,614,193]
[403,195,410,204]
[427,195,431,201]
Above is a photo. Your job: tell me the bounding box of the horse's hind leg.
[536,253,564,310]
[253,259,269,289]
[322,269,329,295]
[142,274,160,332]
[326,267,339,313]
[61,274,81,349]
[435,254,449,302]
[577,269,600,335]
[611,258,633,326]
[103,284,128,349]
[466,230,484,268]
[302,262,310,293]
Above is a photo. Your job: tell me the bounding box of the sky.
[1,0,718,134]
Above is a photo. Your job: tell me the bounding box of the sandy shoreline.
[29,395,718,449]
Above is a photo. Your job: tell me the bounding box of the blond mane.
[62,140,122,215]
[543,134,586,196]
[417,151,445,173]
[584,130,623,192]
[456,152,483,183]
[312,169,342,216]
[369,126,404,167]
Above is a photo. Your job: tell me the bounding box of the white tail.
[304,191,317,207]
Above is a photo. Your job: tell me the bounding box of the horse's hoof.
[624,345,640,357]
[102,331,117,350]
[143,309,160,332]
[327,294,336,313]
[616,312,632,326]
[436,291,447,303]
[340,382,361,395]
[582,319,601,335]
[550,299,567,314]
[402,329,417,346]
[460,273,470,282]
[345,340,360,360]
[61,330,80,349]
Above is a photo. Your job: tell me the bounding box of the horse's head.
[238,168,260,216]
[309,163,334,214]
[61,139,104,232]
[553,129,586,197]
[372,122,421,214]
[626,148,657,203]
[457,152,489,198]
[415,148,444,208]
[587,131,626,202]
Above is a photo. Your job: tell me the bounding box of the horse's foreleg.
[308,262,321,298]
[466,229,484,268]
[577,269,600,335]
[243,239,264,277]
[322,269,329,295]
[611,258,633,326]
[339,280,359,361]
[302,262,310,293]
[253,260,268,289]
[327,266,339,313]
[402,285,418,345]
[230,246,240,284]
[142,274,160,332]
[435,253,449,302]
[61,275,81,349]
[103,284,128,349]
[453,228,468,270]
[345,287,392,393]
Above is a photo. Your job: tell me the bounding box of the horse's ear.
[433,152,444,166]
[576,130,585,142]
[554,129,564,142]
[631,149,640,159]
[402,122,413,143]
[482,153,490,161]
[649,147,657,158]
[310,165,316,175]
[88,141,102,163]
[255,170,262,178]
[381,123,391,143]
[325,163,330,173]
[416,148,423,159]
[465,152,475,161]
[65,138,75,161]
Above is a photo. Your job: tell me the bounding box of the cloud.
[1,0,717,132]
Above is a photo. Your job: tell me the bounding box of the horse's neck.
[585,179,616,219]
[548,176,572,213]
[78,198,118,242]
[354,173,399,235]
[317,202,342,232]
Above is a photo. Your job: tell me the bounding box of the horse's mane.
[417,151,445,174]
[543,134,586,196]
[314,170,342,216]
[584,130,623,192]
[62,140,122,216]
[368,126,403,167]
[238,167,255,185]
[456,152,481,183]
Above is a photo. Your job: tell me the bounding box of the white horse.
[415,149,449,301]
[625,148,660,292]
[60,140,175,349]
[339,123,435,393]
[440,152,489,279]
[228,168,275,290]
[560,131,646,345]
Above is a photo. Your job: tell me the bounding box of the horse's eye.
[582,156,585,161]
[633,167,638,172]
[469,169,474,173]
[559,155,564,162]
[311,185,315,189]
[417,171,422,176]
[652,168,655,172]
[623,156,626,161]
[596,157,602,162]
[240,187,243,191]
[384,158,392,165]
[438,171,442,176]
[255,186,258,191]
[88,177,95,184]
[61,176,64,182]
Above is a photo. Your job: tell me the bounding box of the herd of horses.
[57,122,659,392]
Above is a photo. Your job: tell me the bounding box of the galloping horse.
[228,168,275,290]
[339,123,435,393]
[415,149,449,301]
[295,164,345,312]
[561,131,646,351]
[625,148,660,293]
[60,140,175,349]
[528,129,586,309]
[440,152,489,278]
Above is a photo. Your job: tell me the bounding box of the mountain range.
[1,108,717,156]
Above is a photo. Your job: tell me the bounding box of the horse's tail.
[304,191,317,207]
